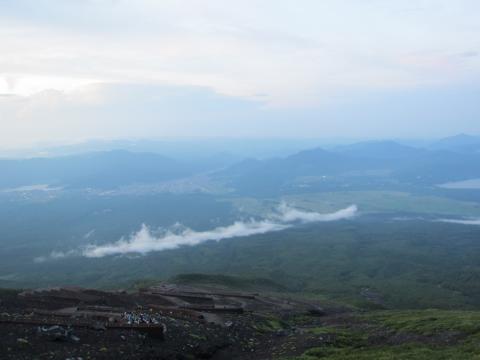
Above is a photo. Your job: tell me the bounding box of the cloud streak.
[437,218,480,225]
[82,203,357,258]
[275,203,358,223]
[34,250,78,263]
[83,220,288,258]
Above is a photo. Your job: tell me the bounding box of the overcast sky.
[0,0,479,148]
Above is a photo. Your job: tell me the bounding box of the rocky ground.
[0,284,342,359]
[1,284,480,360]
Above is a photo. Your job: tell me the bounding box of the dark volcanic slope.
[0,284,337,360]
[2,284,480,360]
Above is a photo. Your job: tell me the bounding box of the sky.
[0,0,479,148]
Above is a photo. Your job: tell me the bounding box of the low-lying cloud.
[34,250,78,263]
[83,220,288,258]
[275,203,358,223]
[83,203,358,258]
[437,218,480,225]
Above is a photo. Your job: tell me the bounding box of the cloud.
[0,83,269,149]
[33,249,78,263]
[0,0,480,147]
[4,81,480,152]
[2,1,480,147]
[275,202,358,223]
[82,203,357,258]
[84,229,96,239]
[2,1,480,108]
[437,218,480,225]
[459,51,478,58]
[83,220,288,257]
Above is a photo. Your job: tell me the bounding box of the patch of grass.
[292,344,480,360]
[253,315,288,333]
[306,326,368,348]
[267,318,285,330]
[288,311,480,360]
[363,309,480,336]
[306,327,335,335]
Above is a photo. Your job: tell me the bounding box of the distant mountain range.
[334,140,426,159]
[0,150,191,189]
[1,135,479,194]
[215,137,480,194]
[428,134,480,153]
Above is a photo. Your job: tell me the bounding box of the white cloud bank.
[82,203,357,258]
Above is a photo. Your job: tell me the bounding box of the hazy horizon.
[0,132,476,160]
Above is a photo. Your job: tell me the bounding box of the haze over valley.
[2,134,480,297]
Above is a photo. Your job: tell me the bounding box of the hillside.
[216,142,480,195]
[0,150,194,189]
